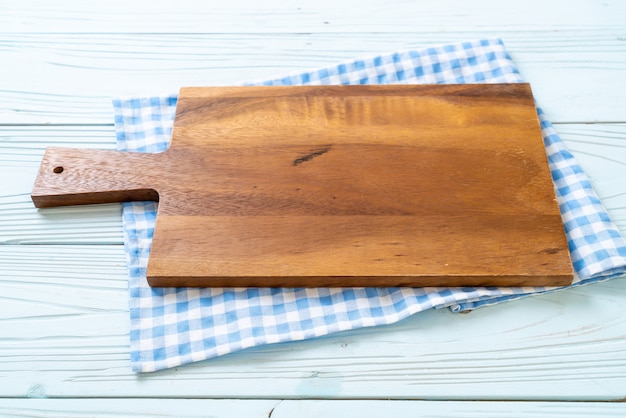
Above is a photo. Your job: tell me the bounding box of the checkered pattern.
[112,39,626,373]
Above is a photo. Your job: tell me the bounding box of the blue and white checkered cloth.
[113,39,626,373]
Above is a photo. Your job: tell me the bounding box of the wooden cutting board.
[31,84,573,288]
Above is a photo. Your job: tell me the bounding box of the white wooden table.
[1,1,626,416]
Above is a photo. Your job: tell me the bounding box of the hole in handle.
[53,166,64,174]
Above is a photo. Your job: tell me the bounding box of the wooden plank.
[0,243,624,399]
[3,123,623,245]
[271,400,626,417]
[0,399,623,417]
[0,126,122,244]
[1,31,625,124]
[0,245,128,297]
[0,399,278,417]
[0,193,123,244]
[2,0,624,33]
[0,125,117,165]
[30,84,572,287]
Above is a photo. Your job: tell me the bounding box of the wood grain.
[3,0,625,33]
[1,244,625,400]
[31,84,573,287]
[4,0,626,408]
[0,399,278,418]
[271,400,626,417]
[2,27,625,124]
[5,124,626,245]
[0,399,624,418]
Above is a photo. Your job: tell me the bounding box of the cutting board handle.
[31,147,163,208]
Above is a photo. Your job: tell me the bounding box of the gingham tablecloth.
[113,39,626,373]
